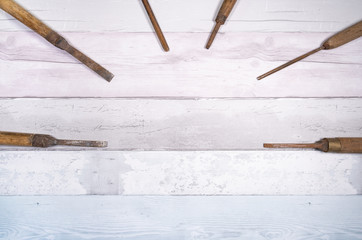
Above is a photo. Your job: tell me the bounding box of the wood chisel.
[264,137,362,153]
[257,20,362,80]
[0,131,108,148]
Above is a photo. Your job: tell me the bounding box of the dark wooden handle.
[216,0,237,24]
[141,0,169,52]
[336,138,362,153]
[322,20,362,49]
[327,138,362,153]
[0,0,52,37]
[0,131,34,147]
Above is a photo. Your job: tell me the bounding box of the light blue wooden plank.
[0,196,361,239]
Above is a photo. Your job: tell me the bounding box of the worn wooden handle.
[0,131,34,147]
[0,0,114,82]
[322,20,362,49]
[141,0,169,52]
[0,131,59,148]
[327,138,362,153]
[0,0,52,37]
[216,0,237,24]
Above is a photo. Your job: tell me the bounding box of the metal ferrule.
[45,31,69,51]
[327,138,342,152]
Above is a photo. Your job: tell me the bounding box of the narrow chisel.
[257,20,362,80]
[206,0,238,49]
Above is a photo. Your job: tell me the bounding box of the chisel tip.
[98,69,114,82]
[95,141,108,148]
[206,23,221,49]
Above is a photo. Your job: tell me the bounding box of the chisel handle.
[0,131,57,147]
[326,138,362,153]
[0,0,52,37]
[0,131,34,147]
[216,0,238,25]
[322,20,362,49]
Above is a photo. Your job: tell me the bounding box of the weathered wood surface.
[0,0,361,198]
[0,196,362,239]
[0,32,361,97]
[1,0,361,32]
[0,151,361,195]
[0,98,361,150]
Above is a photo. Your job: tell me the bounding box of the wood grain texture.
[0,98,361,150]
[0,0,52,37]
[0,0,361,199]
[0,151,361,195]
[0,32,361,98]
[0,0,361,32]
[0,196,362,239]
[322,20,362,49]
[0,131,33,147]
[337,138,362,153]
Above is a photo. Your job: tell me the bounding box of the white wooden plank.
[0,32,361,98]
[0,151,361,195]
[0,0,361,32]
[0,196,361,239]
[0,98,361,150]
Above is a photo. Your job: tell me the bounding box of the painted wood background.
[0,0,361,196]
[1,196,362,239]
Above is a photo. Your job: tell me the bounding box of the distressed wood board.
[0,32,361,98]
[0,151,361,195]
[0,98,361,151]
[0,0,361,32]
[0,196,362,239]
[0,0,361,199]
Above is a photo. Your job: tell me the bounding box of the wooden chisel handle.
[0,0,52,37]
[216,0,238,25]
[322,20,362,50]
[326,138,362,153]
[0,131,57,147]
[0,131,34,147]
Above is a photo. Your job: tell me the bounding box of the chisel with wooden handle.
[141,0,169,52]
[0,0,114,82]
[0,131,107,148]
[206,0,238,49]
[264,138,362,153]
[257,20,362,80]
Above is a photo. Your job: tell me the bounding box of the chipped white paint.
[0,0,361,197]
[0,32,361,97]
[1,196,362,239]
[0,151,361,195]
[0,0,361,32]
[0,98,361,150]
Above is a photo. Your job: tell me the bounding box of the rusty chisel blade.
[57,139,108,148]
[64,45,114,82]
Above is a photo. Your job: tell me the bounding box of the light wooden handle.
[0,131,34,147]
[0,0,114,82]
[322,20,362,49]
[0,0,52,37]
[327,138,362,153]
